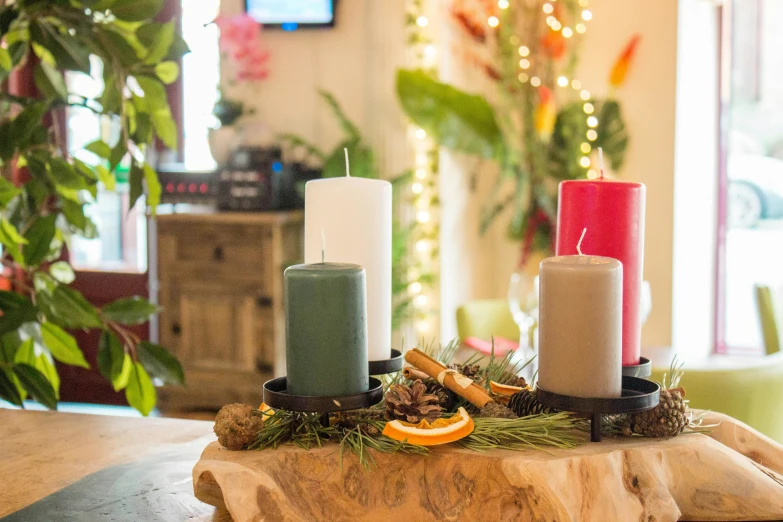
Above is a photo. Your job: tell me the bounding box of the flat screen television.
[245,0,337,30]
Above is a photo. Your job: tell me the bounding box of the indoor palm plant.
[0,0,186,415]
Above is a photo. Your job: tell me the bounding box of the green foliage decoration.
[0,0,187,414]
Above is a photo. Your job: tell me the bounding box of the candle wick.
[344,147,350,177]
[321,229,326,263]
[598,147,605,180]
[576,227,587,256]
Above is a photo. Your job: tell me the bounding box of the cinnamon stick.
[402,367,430,381]
[404,349,494,408]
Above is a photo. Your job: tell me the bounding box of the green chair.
[756,284,782,355]
[650,352,783,442]
[455,299,519,342]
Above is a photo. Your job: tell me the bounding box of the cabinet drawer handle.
[213,245,224,261]
[171,323,182,336]
[256,297,273,308]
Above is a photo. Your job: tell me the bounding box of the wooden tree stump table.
[193,412,783,522]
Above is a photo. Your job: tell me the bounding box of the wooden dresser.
[154,211,303,410]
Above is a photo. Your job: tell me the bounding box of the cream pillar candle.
[538,255,623,398]
[304,174,392,362]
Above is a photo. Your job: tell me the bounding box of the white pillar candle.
[304,176,392,362]
[538,255,623,398]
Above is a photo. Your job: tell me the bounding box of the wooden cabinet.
[154,211,303,410]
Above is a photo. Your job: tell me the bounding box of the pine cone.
[507,389,553,417]
[385,379,442,423]
[449,363,481,380]
[479,402,518,419]
[425,380,457,411]
[618,389,688,438]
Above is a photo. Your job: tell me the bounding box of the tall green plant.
[0,0,186,415]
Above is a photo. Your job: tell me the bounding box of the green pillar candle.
[284,262,369,397]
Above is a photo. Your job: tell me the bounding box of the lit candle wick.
[344,147,351,177]
[598,146,605,180]
[576,227,587,256]
[321,229,326,263]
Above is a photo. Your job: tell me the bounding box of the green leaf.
[112,0,165,22]
[22,214,57,266]
[154,61,179,85]
[396,69,503,160]
[94,165,116,191]
[49,261,75,284]
[0,293,37,335]
[595,99,629,171]
[0,218,28,265]
[85,139,112,160]
[125,362,156,416]
[318,90,361,140]
[102,297,160,325]
[13,363,57,410]
[30,21,91,74]
[13,338,35,365]
[61,199,98,239]
[138,341,183,386]
[143,163,161,214]
[0,177,21,207]
[34,61,67,99]
[41,322,89,369]
[151,108,177,148]
[136,75,168,111]
[101,29,142,67]
[109,141,127,171]
[35,352,60,399]
[0,368,23,407]
[140,20,175,65]
[37,285,102,330]
[49,158,89,190]
[129,162,143,209]
[0,47,11,71]
[97,331,129,391]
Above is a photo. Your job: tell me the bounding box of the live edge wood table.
[3,410,783,522]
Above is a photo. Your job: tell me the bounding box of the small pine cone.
[507,389,553,417]
[620,389,688,438]
[498,372,527,388]
[385,379,442,423]
[479,402,518,419]
[361,424,381,437]
[214,403,265,450]
[449,363,481,380]
[425,380,457,411]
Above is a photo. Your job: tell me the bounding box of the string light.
[546,16,556,26]
[557,76,569,87]
[587,129,598,141]
[587,169,599,179]
[417,321,430,332]
[498,0,509,8]
[542,3,553,13]
[416,210,430,223]
[587,116,598,127]
[551,20,562,31]
[579,0,589,5]
[414,295,428,307]
[487,16,499,27]
[583,102,594,114]
[581,10,592,20]
[518,46,530,57]
[424,45,436,58]
[530,76,541,87]
[580,89,591,100]
[415,169,426,179]
[581,142,591,153]
[571,79,581,89]
[415,128,426,139]
[519,59,530,69]
[518,73,529,83]
[562,27,573,38]
[408,282,422,294]
[416,239,430,252]
[416,16,428,27]
[411,183,423,194]
[580,156,591,168]
[576,23,587,34]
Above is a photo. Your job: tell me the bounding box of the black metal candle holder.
[263,376,384,426]
[368,349,403,375]
[537,376,660,442]
[621,357,652,379]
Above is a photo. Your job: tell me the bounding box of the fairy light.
[587,116,598,127]
[581,142,591,153]
[571,79,581,89]
[581,10,592,20]
[487,16,499,27]
[579,0,589,5]
[580,89,591,100]
[415,128,426,139]
[551,20,562,31]
[408,282,422,294]
[414,295,428,307]
[416,239,430,252]
[519,59,530,69]
[580,156,591,168]
[498,0,509,8]
[576,23,587,34]
[424,44,436,58]
[587,129,598,141]
[415,169,426,179]
[587,169,599,179]
[583,102,594,114]
[557,76,569,87]
[416,210,430,223]
[542,3,553,13]
[546,15,556,26]
[518,73,529,83]
[416,15,428,27]
[411,183,423,194]
[562,27,573,38]
[518,46,530,57]
[530,76,541,87]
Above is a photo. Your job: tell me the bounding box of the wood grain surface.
[0,409,228,521]
[193,411,783,522]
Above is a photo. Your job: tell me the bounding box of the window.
[719,0,783,352]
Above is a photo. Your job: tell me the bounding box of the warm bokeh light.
[580,156,591,168]
[531,76,541,87]
[581,142,591,153]
[518,46,530,57]
[487,16,499,27]
[583,102,594,114]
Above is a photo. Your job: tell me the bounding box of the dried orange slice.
[258,402,275,417]
[490,381,527,396]
[382,407,474,446]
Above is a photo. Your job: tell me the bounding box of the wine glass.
[508,271,539,381]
